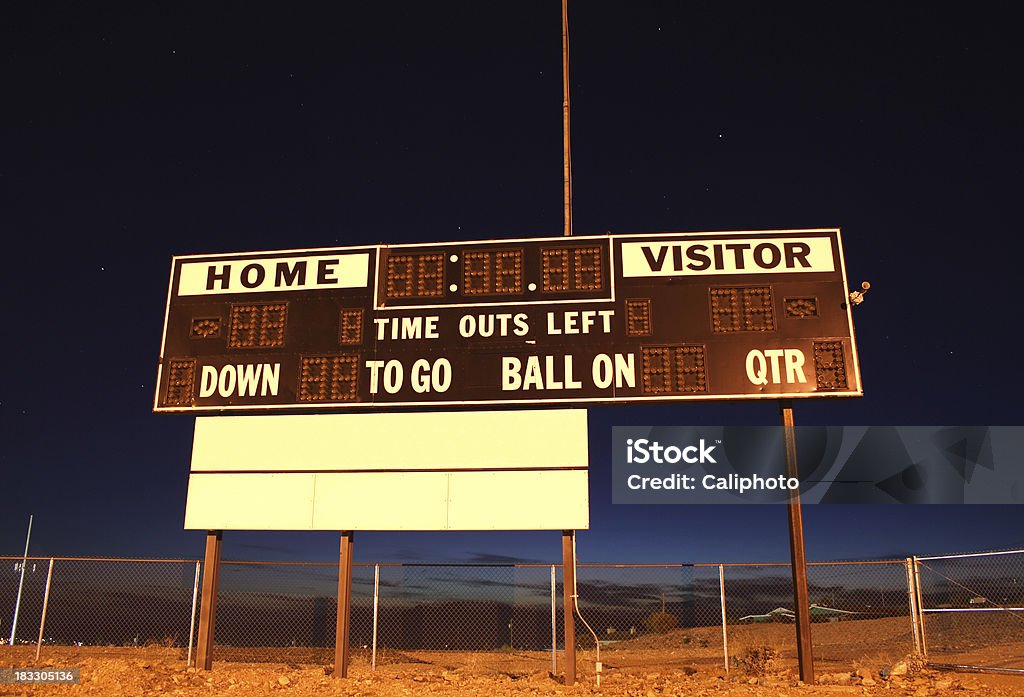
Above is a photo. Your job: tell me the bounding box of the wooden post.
[913,557,928,659]
[781,401,814,683]
[905,558,922,655]
[562,530,576,685]
[195,530,222,671]
[334,532,354,679]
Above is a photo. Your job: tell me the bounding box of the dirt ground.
[3,644,1023,697]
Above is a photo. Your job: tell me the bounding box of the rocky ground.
[3,647,1022,697]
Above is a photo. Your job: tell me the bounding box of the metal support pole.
[781,401,814,683]
[905,558,921,655]
[550,564,557,675]
[334,532,354,679]
[195,530,222,671]
[187,561,200,666]
[562,530,576,685]
[561,0,572,237]
[719,564,729,672]
[371,563,379,672]
[35,559,54,661]
[913,556,928,659]
[9,514,33,646]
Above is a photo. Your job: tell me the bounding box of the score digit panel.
[377,239,610,306]
[154,229,862,412]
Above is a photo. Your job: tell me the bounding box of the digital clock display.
[541,245,604,293]
[379,241,611,305]
[384,253,445,299]
[463,249,523,295]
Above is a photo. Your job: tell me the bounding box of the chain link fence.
[11,551,1019,675]
[1,558,199,656]
[213,560,339,663]
[915,549,1024,673]
[1,557,49,647]
[372,563,555,674]
[804,561,915,669]
[716,561,915,674]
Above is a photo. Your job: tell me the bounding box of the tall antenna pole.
[561,0,573,237]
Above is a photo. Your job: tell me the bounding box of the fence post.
[195,530,223,671]
[905,558,921,655]
[719,564,729,672]
[551,564,557,675]
[913,557,928,659]
[187,561,200,666]
[334,532,354,679]
[562,531,576,685]
[34,559,54,661]
[9,515,33,646]
[371,563,379,672]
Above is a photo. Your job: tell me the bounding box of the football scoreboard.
[154,229,862,412]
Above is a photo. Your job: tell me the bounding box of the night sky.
[2,2,1022,566]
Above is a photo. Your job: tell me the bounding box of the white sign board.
[184,410,589,530]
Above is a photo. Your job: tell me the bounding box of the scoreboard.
[154,229,862,413]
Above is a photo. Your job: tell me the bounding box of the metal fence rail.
[0,553,944,675]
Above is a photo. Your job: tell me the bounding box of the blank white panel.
[184,470,589,531]
[184,473,314,530]
[190,410,588,471]
[446,470,589,530]
[311,472,449,530]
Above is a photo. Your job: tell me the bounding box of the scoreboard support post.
[561,530,576,685]
[781,401,815,683]
[334,531,354,679]
[195,530,222,670]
